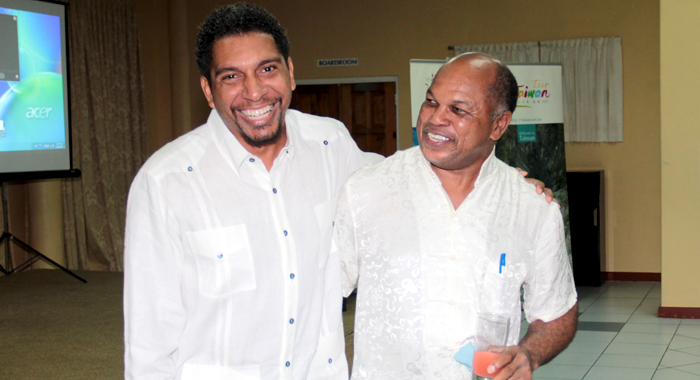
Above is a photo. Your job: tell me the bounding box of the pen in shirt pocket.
[499,253,506,274]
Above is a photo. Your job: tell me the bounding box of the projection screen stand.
[0,182,86,283]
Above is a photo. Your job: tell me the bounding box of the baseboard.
[658,307,700,319]
[601,272,661,282]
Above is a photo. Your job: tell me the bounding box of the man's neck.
[432,164,481,209]
[239,131,288,172]
[431,150,494,209]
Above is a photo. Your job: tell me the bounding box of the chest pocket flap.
[185,225,256,298]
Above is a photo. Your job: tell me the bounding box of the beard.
[231,99,286,148]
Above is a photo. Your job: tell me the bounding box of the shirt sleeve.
[334,119,384,179]
[123,170,186,379]
[522,204,578,323]
[334,184,360,297]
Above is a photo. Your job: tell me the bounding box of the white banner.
[508,64,563,125]
[409,61,564,137]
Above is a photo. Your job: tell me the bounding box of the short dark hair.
[195,3,291,83]
[488,62,519,119]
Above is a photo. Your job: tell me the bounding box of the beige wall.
[139,0,661,274]
[660,0,700,307]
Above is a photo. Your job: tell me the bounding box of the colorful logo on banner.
[517,80,552,107]
[508,65,563,125]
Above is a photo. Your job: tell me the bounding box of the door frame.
[295,76,400,151]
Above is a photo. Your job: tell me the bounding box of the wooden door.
[290,82,397,157]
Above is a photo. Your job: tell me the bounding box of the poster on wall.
[409,60,572,263]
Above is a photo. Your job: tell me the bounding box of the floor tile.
[577,299,595,313]
[641,298,661,307]
[579,312,631,323]
[582,366,654,380]
[593,353,662,368]
[585,303,639,314]
[652,367,700,380]
[590,297,642,306]
[677,346,700,357]
[612,332,674,345]
[549,351,600,366]
[681,319,700,326]
[604,342,669,356]
[572,330,618,343]
[628,313,681,324]
[620,322,679,334]
[564,339,611,354]
[670,335,700,350]
[674,363,700,376]
[661,350,700,367]
[578,321,625,332]
[577,285,609,298]
[536,363,590,379]
[677,325,700,339]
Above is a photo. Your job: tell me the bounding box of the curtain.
[453,38,623,142]
[454,41,540,63]
[540,37,623,142]
[61,0,147,271]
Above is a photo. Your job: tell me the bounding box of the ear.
[287,57,296,91]
[490,111,512,141]
[200,76,215,109]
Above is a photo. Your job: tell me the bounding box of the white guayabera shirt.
[124,109,379,380]
[336,147,577,380]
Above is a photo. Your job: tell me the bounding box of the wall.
[139,0,661,274]
[660,0,700,307]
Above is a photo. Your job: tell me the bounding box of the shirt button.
[285,361,291,367]
[283,230,288,236]
[289,318,294,324]
[249,158,255,163]
[323,140,329,145]
[290,273,295,279]
[328,358,333,364]
[187,166,193,172]
[273,188,277,194]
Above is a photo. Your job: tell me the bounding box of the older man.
[337,53,578,380]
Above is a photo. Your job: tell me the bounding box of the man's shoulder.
[139,122,214,178]
[490,159,561,216]
[347,146,421,183]
[286,109,351,142]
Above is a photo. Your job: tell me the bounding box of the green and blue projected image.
[0,6,66,153]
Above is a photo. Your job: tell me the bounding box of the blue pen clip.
[499,253,506,274]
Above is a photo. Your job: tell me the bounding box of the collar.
[473,147,498,188]
[417,146,499,189]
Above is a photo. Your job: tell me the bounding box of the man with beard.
[123,4,379,379]
[123,4,555,380]
[336,53,577,380]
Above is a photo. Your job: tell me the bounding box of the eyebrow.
[426,89,476,109]
[214,57,284,78]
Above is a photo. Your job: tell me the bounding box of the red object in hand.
[473,351,502,377]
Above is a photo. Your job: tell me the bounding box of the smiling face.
[201,32,296,150]
[417,55,512,174]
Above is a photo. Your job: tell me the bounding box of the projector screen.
[0,0,74,181]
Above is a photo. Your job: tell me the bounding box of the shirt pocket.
[480,251,526,316]
[185,225,257,299]
[314,196,337,268]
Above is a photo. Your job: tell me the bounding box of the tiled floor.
[342,282,700,379]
